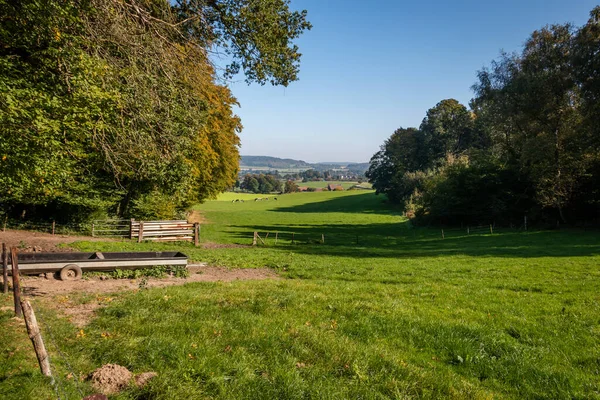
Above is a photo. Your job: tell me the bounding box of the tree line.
[367,7,600,226]
[0,0,310,222]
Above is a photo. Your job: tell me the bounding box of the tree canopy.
[0,0,310,221]
[367,7,600,226]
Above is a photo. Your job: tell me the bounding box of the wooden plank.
[145,236,194,241]
[137,230,194,235]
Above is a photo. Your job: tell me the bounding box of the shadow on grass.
[229,222,600,259]
[272,192,402,215]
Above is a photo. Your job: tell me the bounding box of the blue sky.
[224,0,599,163]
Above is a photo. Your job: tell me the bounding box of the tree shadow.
[228,222,600,259]
[273,192,402,215]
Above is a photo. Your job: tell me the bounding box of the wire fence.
[0,217,92,236]
[250,224,522,247]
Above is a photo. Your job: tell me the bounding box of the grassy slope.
[2,191,600,399]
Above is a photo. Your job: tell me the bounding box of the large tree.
[0,0,311,220]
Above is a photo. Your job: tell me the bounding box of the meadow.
[297,181,371,190]
[1,191,600,399]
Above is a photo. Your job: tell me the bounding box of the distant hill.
[240,156,311,169]
[240,156,369,174]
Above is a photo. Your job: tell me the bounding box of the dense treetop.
[0,0,310,221]
[367,7,600,226]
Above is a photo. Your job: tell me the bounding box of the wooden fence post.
[321,234,325,244]
[524,215,527,231]
[138,222,144,243]
[2,243,7,294]
[275,232,278,245]
[10,247,22,318]
[194,223,200,247]
[21,300,53,379]
[253,232,257,246]
[51,221,55,236]
[129,218,134,240]
[441,229,445,239]
[91,223,95,237]
[489,224,493,234]
[292,233,295,245]
[467,227,470,235]
[3,215,6,232]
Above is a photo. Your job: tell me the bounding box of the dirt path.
[0,229,108,252]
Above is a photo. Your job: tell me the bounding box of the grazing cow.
[255,198,258,201]
[231,200,235,203]
[274,197,277,201]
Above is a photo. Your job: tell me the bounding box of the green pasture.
[298,181,371,190]
[1,191,600,399]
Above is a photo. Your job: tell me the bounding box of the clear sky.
[225,0,599,163]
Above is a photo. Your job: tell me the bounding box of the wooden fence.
[131,220,199,246]
[92,219,200,245]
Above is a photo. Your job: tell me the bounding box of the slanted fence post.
[489,224,493,234]
[10,247,22,318]
[21,300,53,380]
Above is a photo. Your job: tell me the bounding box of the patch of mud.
[89,364,133,394]
[134,372,158,387]
[0,229,109,252]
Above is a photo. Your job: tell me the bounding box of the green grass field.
[298,181,371,190]
[2,191,600,399]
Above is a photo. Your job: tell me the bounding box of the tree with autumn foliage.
[0,0,310,221]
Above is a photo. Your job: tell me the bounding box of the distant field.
[2,190,599,399]
[297,180,371,190]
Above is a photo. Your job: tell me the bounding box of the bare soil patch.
[88,364,133,394]
[19,265,279,326]
[0,229,108,252]
[187,209,207,224]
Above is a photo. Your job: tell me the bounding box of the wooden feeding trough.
[7,251,188,280]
